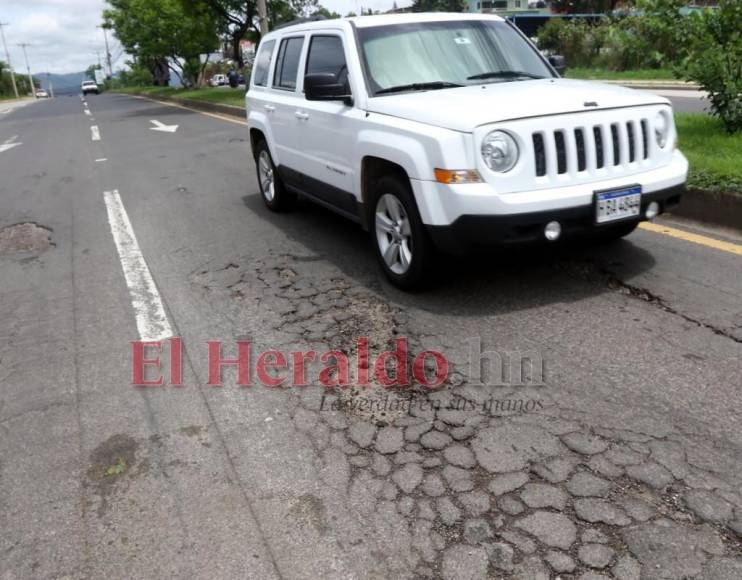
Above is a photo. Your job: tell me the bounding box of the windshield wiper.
[375,81,464,95]
[467,70,545,81]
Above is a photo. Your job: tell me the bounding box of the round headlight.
[654,111,670,149]
[481,130,519,173]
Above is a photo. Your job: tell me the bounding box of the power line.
[17,42,34,96]
[0,21,19,98]
[98,24,113,78]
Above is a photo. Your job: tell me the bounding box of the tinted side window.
[306,36,347,77]
[273,37,304,90]
[253,40,275,87]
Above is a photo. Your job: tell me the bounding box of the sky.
[0,0,413,75]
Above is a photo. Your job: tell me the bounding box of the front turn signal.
[434,169,482,184]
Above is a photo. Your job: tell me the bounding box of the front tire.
[371,175,432,290]
[254,140,294,212]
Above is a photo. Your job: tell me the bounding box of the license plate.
[595,185,641,224]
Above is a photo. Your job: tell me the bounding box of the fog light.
[645,201,660,220]
[544,221,561,241]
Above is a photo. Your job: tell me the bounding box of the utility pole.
[0,22,19,98]
[258,0,268,36]
[98,25,113,78]
[17,42,34,96]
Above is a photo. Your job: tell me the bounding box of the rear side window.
[306,35,347,77]
[253,40,275,87]
[273,37,304,90]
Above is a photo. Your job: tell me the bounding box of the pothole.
[0,222,54,255]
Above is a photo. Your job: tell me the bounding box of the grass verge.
[116,86,246,108]
[676,113,742,195]
[566,68,677,81]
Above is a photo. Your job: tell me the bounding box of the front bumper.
[426,184,683,253]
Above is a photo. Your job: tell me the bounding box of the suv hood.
[365,79,669,133]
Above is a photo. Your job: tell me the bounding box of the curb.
[668,189,742,232]
[117,91,246,119]
[600,80,701,92]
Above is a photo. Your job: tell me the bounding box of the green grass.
[116,85,246,108]
[566,68,677,81]
[676,113,742,194]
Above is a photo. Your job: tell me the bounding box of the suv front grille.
[533,117,652,179]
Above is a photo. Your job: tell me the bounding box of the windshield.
[358,20,554,96]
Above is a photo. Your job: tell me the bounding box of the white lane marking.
[91,125,100,141]
[103,190,173,341]
[149,119,179,133]
[0,134,21,153]
[95,157,107,162]
[84,109,91,116]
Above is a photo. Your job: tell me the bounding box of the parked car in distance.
[35,89,49,98]
[209,74,227,87]
[81,80,99,95]
[247,13,688,289]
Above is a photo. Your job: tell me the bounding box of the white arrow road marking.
[103,190,173,342]
[0,135,21,153]
[149,119,179,133]
[91,125,100,141]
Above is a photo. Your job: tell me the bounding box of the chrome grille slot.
[575,128,586,172]
[554,130,567,174]
[611,124,620,166]
[533,133,546,177]
[593,126,604,169]
[627,122,636,163]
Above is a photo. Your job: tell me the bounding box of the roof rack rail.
[274,15,328,31]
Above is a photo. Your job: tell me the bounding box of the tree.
[104,0,219,87]
[549,0,627,13]
[187,0,320,68]
[680,0,742,133]
[86,64,102,80]
[411,0,465,11]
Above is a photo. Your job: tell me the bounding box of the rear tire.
[254,140,294,212]
[370,175,433,290]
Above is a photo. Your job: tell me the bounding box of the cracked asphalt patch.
[0,222,54,256]
[188,249,742,579]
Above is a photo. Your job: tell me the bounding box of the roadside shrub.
[537,18,607,68]
[114,64,154,87]
[679,0,742,134]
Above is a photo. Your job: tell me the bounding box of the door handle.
[294,111,309,121]
[263,104,275,112]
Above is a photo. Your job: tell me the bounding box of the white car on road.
[246,13,688,288]
[81,80,100,95]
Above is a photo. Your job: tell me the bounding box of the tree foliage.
[549,0,627,13]
[0,60,33,97]
[680,0,742,133]
[411,0,466,11]
[186,0,320,67]
[104,0,219,87]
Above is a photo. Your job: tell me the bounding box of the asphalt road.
[1,94,740,579]
[657,90,710,114]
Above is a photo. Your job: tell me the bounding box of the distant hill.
[36,71,88,95]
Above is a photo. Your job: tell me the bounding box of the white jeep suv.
[247,13,687,288]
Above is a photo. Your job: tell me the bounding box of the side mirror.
[304,72,352,105]
[548,55,567,76]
